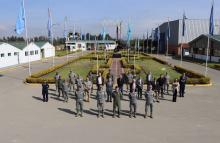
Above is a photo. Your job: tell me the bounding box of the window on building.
[1,53,4,58]
[14,52,18,56]
[30,51,34,55]
[35,50,38,55]
[25,51,29,56]
[8,53,11,56]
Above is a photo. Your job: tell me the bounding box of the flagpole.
[146,33,148,54]
[143,35,145,53]
[23,0,31,76]
[205,36,210,76]
[97,55,99,75]
[157,25,160,57]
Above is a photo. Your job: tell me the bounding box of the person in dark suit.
[117,74,125,95]
[179,73,187,97]
[136,76,144,99]
[157,74,165,98]
[42,81,49,102]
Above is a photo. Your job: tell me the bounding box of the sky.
[0,0,219,38]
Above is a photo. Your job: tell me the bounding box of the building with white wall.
[189,34,220,62]
[10,42,41,64]
[65,40,117,52]
[35,42,55,58]
[0,41,56,69]
[0,43,21,68]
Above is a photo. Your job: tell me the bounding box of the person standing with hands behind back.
[42,81,49,102]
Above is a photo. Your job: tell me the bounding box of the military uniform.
[84,80,92,102]
[58,78,63,97]
[75,88,84,117]
[112,91,122,118]
[144,90,155,118]
[106,79,113,102]
[69,72,76,92]
[96,89,106,118]
[129,92,137,118]
[127,73,133,92]
[54,74,60,92]
[62,82,69,102]
[76,77,83,89]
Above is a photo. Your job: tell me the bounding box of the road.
[0,53,219,143]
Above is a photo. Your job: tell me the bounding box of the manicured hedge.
[26,53,94,83]
[174,65,210,84]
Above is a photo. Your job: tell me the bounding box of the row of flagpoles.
[15,0,216,77]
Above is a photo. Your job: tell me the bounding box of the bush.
[152,57,169,65]
[26,77,55,84]
[174,65,210,84]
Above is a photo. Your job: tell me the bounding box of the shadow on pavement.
[90,108,113,117]
[50,96,64,102]
[0,74,4,78]
[32,96,43,102]
[84,109,98,116]
[49,88,56,92]
[58,108,76,115]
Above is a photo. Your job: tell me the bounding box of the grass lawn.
[55,50,80,57]
[43,59,105,80]
[129,58,181,81]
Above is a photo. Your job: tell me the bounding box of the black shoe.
[144,115,147,118]
[134,115,136,118]
[129,115,132,118]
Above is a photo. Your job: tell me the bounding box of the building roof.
[8,42,27,50]
[189,34,220,44]
[34,41,48,47]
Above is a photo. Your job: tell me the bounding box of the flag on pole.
[127,23,132,46]
[209,1,214,36]
[64,16,67,39]
[102,27,106,40]
[182,12,187,37]
[47,8,52,42]
[15,0,25,35]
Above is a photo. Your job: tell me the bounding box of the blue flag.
[182,12,187,37]
[63,16,67,39]
[47,8,52,41]
[15,0,25,35]
[209,1,214,36]
[127,23,132,46]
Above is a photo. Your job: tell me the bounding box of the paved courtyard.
[0,52,220,143]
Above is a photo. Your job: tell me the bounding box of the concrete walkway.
[0,52,219,143]
[110,58,124,84]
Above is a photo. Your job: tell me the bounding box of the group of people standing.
[41,69,187,118]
